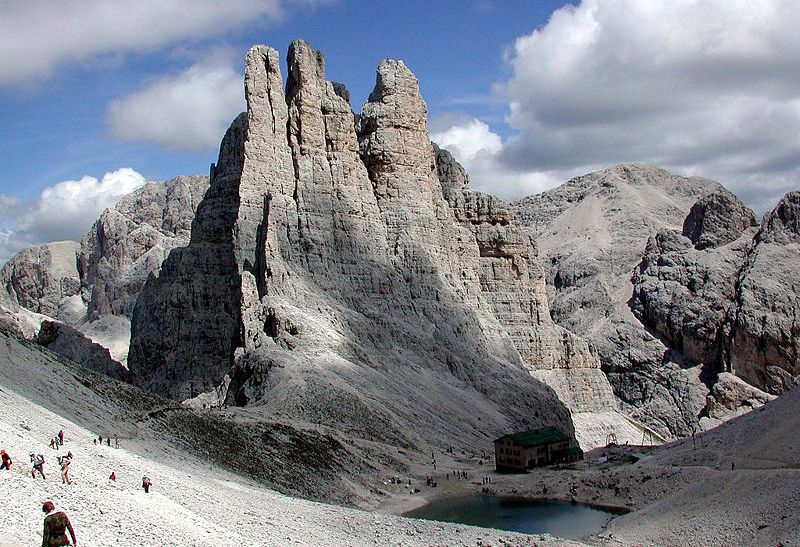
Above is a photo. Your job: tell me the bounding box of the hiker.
[49,439,55,450]
[109,471,116,481]
[1,450,11,470]
[106,437,110,447]
[58,453,72,485]
[58,430,64,445]
[114,435,119,449]
[41,500,76,547]
[31,453,46,479]
[142,475,152,493]
[98,435,102,443]
[92,439,96,445]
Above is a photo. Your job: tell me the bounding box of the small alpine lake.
[404,495,625,539]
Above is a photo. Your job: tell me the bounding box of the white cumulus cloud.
[107,52,245,150]
[0,168,147,262]
[0,1,294,85]
[431,118,501,163]
[431,115,597,199]
[431,1,800,212]
[493,0,800,212]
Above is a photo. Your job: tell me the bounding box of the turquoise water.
[404,496,622,539]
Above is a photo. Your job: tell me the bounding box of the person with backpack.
[58,430,64,445]
[142,475,152,493]
[31,453,46,479]
[58,452,72,485]
[0,450,11,470]
[41,500,77,547]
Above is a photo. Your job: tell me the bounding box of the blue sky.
[1,0,798,260]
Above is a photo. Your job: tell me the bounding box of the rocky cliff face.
[37,320,131,382]
[129,41,594,451]
[725,191,800,393]
[632,190,799,399]
[514,168,798,438]
[1,241,82,318]
[630,190,758,369]
[435,146,649,448]
[79,175,208,321]
[0,176,209,367]
[512,165,725,438]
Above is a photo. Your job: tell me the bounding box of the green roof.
[496,427,569,447]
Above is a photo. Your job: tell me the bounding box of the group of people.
[29,449,74,483]
[48,430,65,450]
[93,434,119,448]
[3,426,158,546]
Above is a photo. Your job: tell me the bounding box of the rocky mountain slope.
[4,42,795,453]
[128,40,619,453]
[512,166,798,438]
[0,175,208,367]
[0,328,577,546]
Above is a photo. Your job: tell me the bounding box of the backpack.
[37,454,45,464]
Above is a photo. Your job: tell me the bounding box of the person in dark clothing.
[58,430,64,445]
[41,500,76,547]
[0,449,11,470]
[142,475,152,493]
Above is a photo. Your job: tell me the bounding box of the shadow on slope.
[0,328,405,506]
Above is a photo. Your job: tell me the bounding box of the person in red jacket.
[0,449,11,470]
[41,500,77,547]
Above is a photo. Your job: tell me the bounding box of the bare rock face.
[703,372,775,423]
[726,191,800,393]
[130,41,592,451]
[435,147,644,448]
[1,241,81,318]
[516,170,799,438]
[682,190,758,250]
[633,190,799,399]
[631,195,757,368]
[79,175,209,320]
[37,320,130,382]
[0,176,208,373]
[512,165,724,438]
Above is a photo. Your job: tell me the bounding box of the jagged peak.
[759,190,800,243]
[367,59,418,103]
[286,40,326,99]
[682,189,758,250]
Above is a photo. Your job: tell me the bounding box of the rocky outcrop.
[703,372,775,423]
[632,190,800,400]
[0,176,209,368]
[79,175,209,320]
[37,320,130,381]
[435,147,645,448]
[725,191,800,393]
[512,165,724,438]
[1,241,81,318]
[515,169,799,439]
[682,190,758,250]
[630,191,758,367]
[129,41,593,452]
